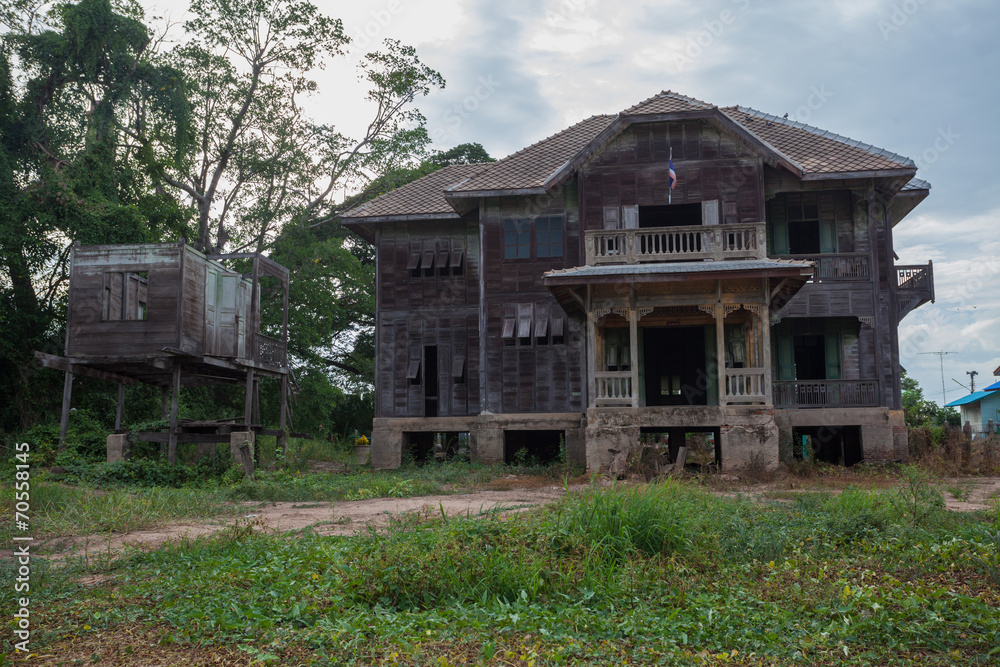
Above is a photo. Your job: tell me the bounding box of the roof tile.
[341,163,486,219]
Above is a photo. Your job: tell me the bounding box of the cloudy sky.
[147,0,1000,406]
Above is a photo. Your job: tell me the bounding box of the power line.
[918,351,956,405]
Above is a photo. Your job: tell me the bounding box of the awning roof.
[944,390,994,407]
[542,258,814,287]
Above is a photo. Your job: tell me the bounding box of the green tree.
[901,370,959,428]
[0,0,192,431]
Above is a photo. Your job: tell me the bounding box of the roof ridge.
[731,105,915,168]
[621,89,715,115]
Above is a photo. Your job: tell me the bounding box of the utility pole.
[919,351,956,405]
[967,370,978,393]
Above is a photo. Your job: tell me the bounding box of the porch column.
[715,283,726,406]
[760,282,774,405]
[586,310,597,409]
[629,306,639,408]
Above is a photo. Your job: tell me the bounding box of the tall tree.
[0,0,192,430]
[162,0,444,254]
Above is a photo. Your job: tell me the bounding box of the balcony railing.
[252,332,287,366]
[724,368,768,403]
[774,380,879,408]
[786,253,871,280]
[585,222,766,265]
[897,263,933,292]
[594,371,633,406]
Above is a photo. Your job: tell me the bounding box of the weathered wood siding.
[580,120,765,233]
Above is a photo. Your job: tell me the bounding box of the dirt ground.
[41,484,572,562]
[39,475,1000,563]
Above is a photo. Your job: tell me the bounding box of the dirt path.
[41,485,571,562]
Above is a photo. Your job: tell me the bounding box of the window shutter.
[452,356,465,379]
[777,335,795,381]
[449,246,464,268]
[622,205,639,229]
[422,249,435,270]
[824,333,842,380]
[702,199,720,225]
[603,206,620,230]
[406,251,421,270]
[406,360,421,380]
[819,218,837,254]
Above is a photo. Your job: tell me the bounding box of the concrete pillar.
[230,431,255,465]
[861,423,894,462]
[719,420,779,471]
[371,420,404,469]
[584,422,639,473]
[472,425,504,464]
[106,434,130,463]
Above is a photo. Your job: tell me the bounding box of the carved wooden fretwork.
[741,304,766,320]
[637,307,655,321]
[611,307,630,320]
[697,304,718,318]
[858,316,875,328]
[723,304,743,318]
[723,279,760,293]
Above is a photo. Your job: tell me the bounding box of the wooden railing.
[774,380,879,408]
[787,253,871,280]
[594,371,633,406]
[252,332,287,366]
[897,263,933,293]
[585,222,766,265]
[724,368,768,403]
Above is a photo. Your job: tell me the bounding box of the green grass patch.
[12,479,1000,664]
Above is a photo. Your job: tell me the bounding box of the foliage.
[11,478,1000,664]
[902,370,960,428]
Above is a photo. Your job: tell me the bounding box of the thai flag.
[668,158,677,189]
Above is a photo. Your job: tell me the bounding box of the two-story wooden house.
[342,91,934,471]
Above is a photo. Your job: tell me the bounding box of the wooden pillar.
[58,371,74,451]
[278,373,289,456]
[761,280,773,405]
[252,377,260,426]
[715,283,726,407]
[167,365,181,465]
[244,367,255,428]
[115,383,125,430]
[586,286,596,409]
[628,286,639,408]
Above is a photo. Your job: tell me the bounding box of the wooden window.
[503,218,531,259]
[770,194,836,255]
[452,356,465,384]
[551,317,565,345]
[408,250,421,277]
[535,314,549,346]
[450,245,465,276]
[422,248,435,277]
[502,317,516,346]
[436,246,451,277]
[407,359,421,385]
[103,271,148,321]
[535,216,564,258]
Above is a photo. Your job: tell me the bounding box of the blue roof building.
[945,388,1000,436]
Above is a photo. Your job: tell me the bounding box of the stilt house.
[342,91,934,471]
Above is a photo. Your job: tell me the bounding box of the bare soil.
[41,484,572,563]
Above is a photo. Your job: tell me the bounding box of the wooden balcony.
[724,368,768,404]
[594,371,633,406]
[252,332,287,366]
[897,263,933,294]
[585,222,766,265]
[774,380,879,408]
[786,253,871,280]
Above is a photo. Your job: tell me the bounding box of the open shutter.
[406,251,421,271]
[777,335,795,381]
[701,199,720,225]
[819,218,837,254]
[449,245,464,268]
[621,205,639,229]
[452,356,465,379]
[603,206,620,230]
[824,332,842,380]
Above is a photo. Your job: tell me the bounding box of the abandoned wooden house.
[37,241,291,467]
[341,91,935,471]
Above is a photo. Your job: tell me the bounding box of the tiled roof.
[341,163,487,219]
[902,177,931,191]
[447,115,615,193]
[720,106,913,174]
[621,90,714,115]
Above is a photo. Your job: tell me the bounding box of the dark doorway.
[792,425,863,466]
[424,345,438,417]
[405,431,470,464]
[639,203,702,228]
[643,327,707,406]
[792,335,826,380]
[504,430,563,465]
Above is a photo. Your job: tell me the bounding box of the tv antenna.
[919,351,955,404]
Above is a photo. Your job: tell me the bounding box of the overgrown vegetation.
[6,474,998,665]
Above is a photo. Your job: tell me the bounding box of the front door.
[643,327,707,406]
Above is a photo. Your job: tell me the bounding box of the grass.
[6,474,1000,665]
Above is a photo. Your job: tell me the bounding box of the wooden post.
[628,286,639,408]
[58,371,74,451]
[160,386,169,420]
[244,367,255,428]
[716,283,726,406]
[761,280,773,406]
[167,365,181,465]
[115,383,125,430]
[586,285,596,409]
[278,373,289,457]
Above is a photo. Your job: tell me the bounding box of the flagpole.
[669,146,672,204]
